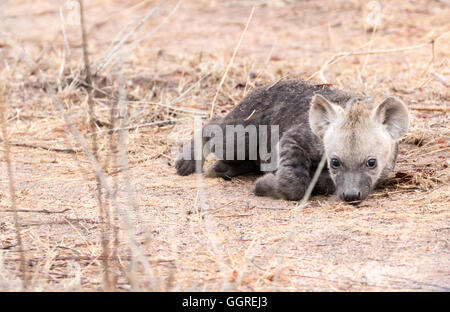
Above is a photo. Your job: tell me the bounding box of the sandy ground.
[0,0,449,291]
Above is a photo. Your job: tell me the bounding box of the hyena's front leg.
[254,128,320,201]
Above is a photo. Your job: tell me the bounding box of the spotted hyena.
[175,80,409,203]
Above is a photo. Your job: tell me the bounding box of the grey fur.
[175,80,409,202]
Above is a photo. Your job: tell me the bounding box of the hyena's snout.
[341,189,361,202]
[337,172,372,204]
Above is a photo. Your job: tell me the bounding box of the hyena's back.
[175,80,353,176]
[218,80,352,134]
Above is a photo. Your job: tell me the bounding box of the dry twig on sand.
[306,40,438,83]
[78,0,111,291]
[0,140,79,153]
[209,7,255,118]
[3,21,158,293]
[0,83,28,289]
[271,155,327,290]
[410,106,450,112]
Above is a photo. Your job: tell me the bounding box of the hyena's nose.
[342,189,361,202]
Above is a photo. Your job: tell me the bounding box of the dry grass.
[0,0,449,291]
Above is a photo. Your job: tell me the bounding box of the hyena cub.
[175,80,409,203]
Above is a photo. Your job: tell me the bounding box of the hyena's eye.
[330,158,341,168]
[366,158,377,168]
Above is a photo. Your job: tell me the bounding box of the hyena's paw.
[205,161,233,179]
[255,171,307,201]
[206,161,256,180]
[276,172,307,201]
[276,181,304,201]
[175,158,197,176]
[254,173,280,198]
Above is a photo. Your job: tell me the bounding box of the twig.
[191,116,228,290]
[266,76,288,91]
[0,140,79,154]
[93,71,211,116]
[163,70,211,109]
[432,71,449,88]
[272,155,327,290]
[416,147,449,157]
[59,5,73,75]
[123,99,208,115]
[383,274,450,291]
[124,70,211,116]
[2,34,164,291]
[1,208,70,214]
[410,106,450,112]
[416,39,436,88]
[57,50,66,92]
[0,83,28,289]
[117,56,154,290]
[3,256,174,263]
[92,118,189,134]
[78,0,111,291]
[51,77,158,291]
[306,41,434,83]
[105,73,120,291]
[97,0,168,72]
[209,7,255,118]
[128,0,183,52]
[360,11,379,78]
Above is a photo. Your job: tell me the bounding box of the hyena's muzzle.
[335,171,372,203]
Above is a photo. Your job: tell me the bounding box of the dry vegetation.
[0,0,449,291]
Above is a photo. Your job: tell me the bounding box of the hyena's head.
[309,94,409,203]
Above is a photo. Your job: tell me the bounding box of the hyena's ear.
[309,94,343,139]
[373,97,410,140]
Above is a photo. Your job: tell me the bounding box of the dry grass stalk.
[3,12,158,292]
[97,0,168,72]
[78,0,111,291]
[410,106,450,112]
[51,85,158,291]
[0,83,27,289]
[105,85,120,291]
[306,40,437,83]
[107,107,119,289]
[193,134,228,290]
[59,6,73,76]
[272,155,327,290]
[94,118,189,134]
[116,57,155,290]
[0,140,78,153]
[209,6,255,118]
[129,0,183,51]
